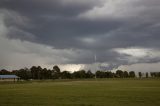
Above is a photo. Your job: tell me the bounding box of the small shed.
[0,75,20,81]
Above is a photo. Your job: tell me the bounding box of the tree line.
[0,65,160,80]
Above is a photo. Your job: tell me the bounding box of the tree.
[37,66,42,79]
[79,70,86,78]
[31,66,37,79]
[46,69,52,79]
[108,72,114,78]
[116,70,124,78]
[123,71,129,78]
[146,72,149,78]
[61,71,71,79]
[150,72,154,78]
[30,66,42,79]
[129,71,135,78]
[53,65,60,73]
[0,69,10,75]
[138,72,142,78]
[39,68,51,79]
[16,68,31,80]
[86,70,94,78]
[52,65,61,79]
[72,70,87,79]
[96,71,104,78]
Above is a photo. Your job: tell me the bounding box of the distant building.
[0,75,20,81]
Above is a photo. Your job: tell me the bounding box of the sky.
[0,0,160,72]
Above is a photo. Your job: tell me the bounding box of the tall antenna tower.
[95,54,97,78]
[95,54,97,63]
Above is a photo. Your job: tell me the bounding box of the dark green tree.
[96,71,103,78]
[30,66,42,79]
[150,72,154,78]
[138,72,142,78]
[116,70,124,78]
[61,71,71,79]
[123,71,129,78]
[86,70,94,78]
[129,71,135,78]
[146,72,149,78]
[16,68,31,80]
[52,65,61,79]
[39,68,51,79]
[72,70,87,79]
[0,69,10,75]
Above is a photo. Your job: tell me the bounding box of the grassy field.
[0,79,160,106]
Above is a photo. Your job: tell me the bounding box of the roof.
[0,75,19,79]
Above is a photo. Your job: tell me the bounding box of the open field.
[0,79,160,106]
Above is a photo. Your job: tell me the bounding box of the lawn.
[0,79,160,106]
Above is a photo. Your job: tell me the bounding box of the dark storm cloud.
[1,0,160,70]
[0,0,101,17]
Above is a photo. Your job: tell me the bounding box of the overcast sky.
[0,0,160,72]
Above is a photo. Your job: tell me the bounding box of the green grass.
[0,79,160,106]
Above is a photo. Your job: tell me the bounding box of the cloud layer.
[0,0,160,72]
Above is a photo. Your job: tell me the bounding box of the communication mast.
[95,54,97,78]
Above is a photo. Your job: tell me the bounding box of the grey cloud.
[1,0,160,71]
[0,0,102,17]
